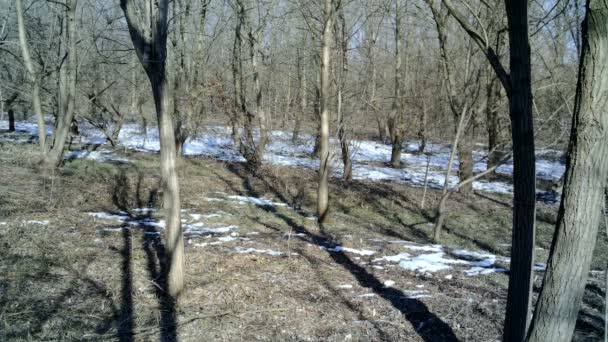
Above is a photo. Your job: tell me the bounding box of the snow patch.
[234,247,284,256]
[324,245,376,256]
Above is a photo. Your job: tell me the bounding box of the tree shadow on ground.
[225,163,459,341]
[110,167,177,342]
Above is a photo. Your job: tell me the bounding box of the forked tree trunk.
[317,0,333,223]
[15,0,46,154]
[42,0,78,169]
[527,2,608,340]
[121,0,184,299]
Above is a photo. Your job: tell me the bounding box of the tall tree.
[120,0,185,298]
[439,0,537,339]
[317,0,334,223]
[388,0,404,168]
[15,0,46,154]
[42,0,79,168]
[335,1,351,181]
[527,1,608,340]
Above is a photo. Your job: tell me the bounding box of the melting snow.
[1,120,566,199]
[384,280,396,287]
[357,293,377,298]
[226,195,287,207]
[234,247,284,256]
[402,244,443,252]
[399,252,469,272]
[324,245,377,256]
[23,220,49,226]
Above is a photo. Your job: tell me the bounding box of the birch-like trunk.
[15,0,46,154]
[317,0,333,223]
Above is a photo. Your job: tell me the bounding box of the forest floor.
[0,133,606,341]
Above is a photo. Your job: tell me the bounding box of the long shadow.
[111,167,177,342]
[224,163,459,341]
[0,250,120,340]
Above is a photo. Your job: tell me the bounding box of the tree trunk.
[292,46,305,144]
[502,1,537,340]
[42,0,78,169]
[121,0,184,299]
[336,4,351,182]
[457,129,474,195]
[152,73,184,299]
[418,100,427,153]
[389,1,403,168]
[317,0,333,223]
[390,122,402,167]
[527,2,608,341]
[15,0,46,154]
[486,74,505,173]
[377,118,387,143]
[8,108,15,132]
[312,78,321,158]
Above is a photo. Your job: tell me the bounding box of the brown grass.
[0,141,604,341]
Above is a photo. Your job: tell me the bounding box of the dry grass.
[0,140,605,341]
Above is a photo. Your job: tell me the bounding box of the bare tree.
[439,0,537,339]
[335,1,351,181]
[388,0,404,168]
[42,0,79,168]
[120,0,185,298]
[317,0,334,223]
[527,1,608,340]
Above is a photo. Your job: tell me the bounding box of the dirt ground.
[0,140,605,341]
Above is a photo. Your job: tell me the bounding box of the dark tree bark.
[8,108,15,132]
[502,2,537,340]
[527,2,608,341]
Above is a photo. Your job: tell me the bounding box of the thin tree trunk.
[486,75,504,172]
[418,99,427,153]
[15,0,46,153]
[527,2,608,340]
[336,4,351,182]
[292,43,306,144]
[390,1,403,168]
[317,0,333,223]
